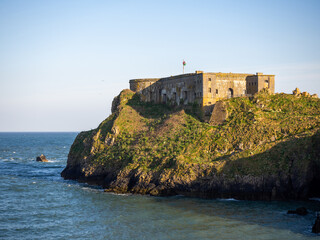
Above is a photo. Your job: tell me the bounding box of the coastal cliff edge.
[61,89,320,200]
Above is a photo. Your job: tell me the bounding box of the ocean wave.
[47,159,58,163]
[1,159,11,162]
[217,198,239,201]
[81,186,103,193]
[107,192,132,196]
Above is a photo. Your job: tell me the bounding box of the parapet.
[129,78,160,92]
[129,78,160,83]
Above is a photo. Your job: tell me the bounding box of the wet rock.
[287,207,308,216]
[296,207,308,215]
[36,154,48,162]
[312,213,320,233]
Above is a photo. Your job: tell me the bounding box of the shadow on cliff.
[176,129,320,201]
[126,93,203,121]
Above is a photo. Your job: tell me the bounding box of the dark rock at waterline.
[36,154,48,162]
[287,207,308,216]
[312,213,320,233]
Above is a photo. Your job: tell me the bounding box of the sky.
[0,0,319,132]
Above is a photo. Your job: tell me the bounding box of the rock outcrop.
[61,89,320,200]
[36,154,48,162]
[293,88,301,96]
[302,92,310,97]
[287,207,308,216]
[312,213,320,233]
[209,101,228,125]
[293,88,318,98]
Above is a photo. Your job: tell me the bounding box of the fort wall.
[246,73,275,95]
[130,73,204,105]
[129,71,275,115]
[202,73,250,113]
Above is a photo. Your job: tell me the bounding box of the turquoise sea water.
[0,132,319,240]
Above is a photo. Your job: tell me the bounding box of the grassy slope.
[66,89,320,197]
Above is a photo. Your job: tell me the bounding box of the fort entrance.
[228,88,234,99]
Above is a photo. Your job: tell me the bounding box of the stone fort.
[129,71,275,115]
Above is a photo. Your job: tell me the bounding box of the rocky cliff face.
[61,89,320,200]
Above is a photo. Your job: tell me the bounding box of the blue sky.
[0,0,319,131]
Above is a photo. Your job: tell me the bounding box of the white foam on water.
[107,192,132,196]
[217,198,239,201]
[81,186,102,193]
[32,182,36,184]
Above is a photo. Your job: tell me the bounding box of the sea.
[0,132,319,240]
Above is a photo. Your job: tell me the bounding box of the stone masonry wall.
[130,73,203,106]
[202,73,249,114]
[129,71,275,115]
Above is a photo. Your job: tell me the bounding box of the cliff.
[61,89,320,200]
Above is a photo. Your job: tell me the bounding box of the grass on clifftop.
[72,89,320,181]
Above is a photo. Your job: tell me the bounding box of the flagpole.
[183,60,184,74]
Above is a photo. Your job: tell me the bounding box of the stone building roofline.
[130,72,200,83]
[129,71,275,83]
[206,72,275,77]
[129,78,160,83]
[207,72,252,75]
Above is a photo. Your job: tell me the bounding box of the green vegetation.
[69,89,320,187]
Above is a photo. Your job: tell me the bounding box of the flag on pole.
[182,60,186,74]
